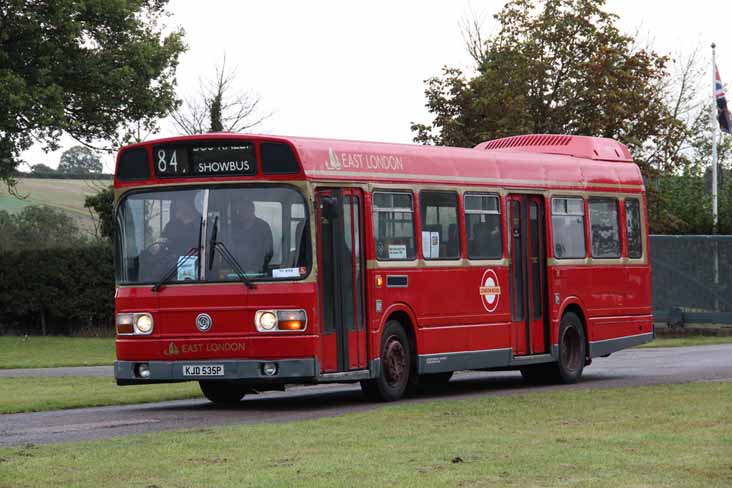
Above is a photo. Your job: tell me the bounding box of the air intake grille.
[481,134,572,150]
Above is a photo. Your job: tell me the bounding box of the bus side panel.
[409,265,512,355]
[551,264,652,344]
[587,264,653,341]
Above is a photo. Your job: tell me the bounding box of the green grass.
[0,382,730,487]
[0,376,202,414]
[638,335,732,348]
[0,337,115,369]
[0,177,111,234]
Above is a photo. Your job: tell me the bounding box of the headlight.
[134,313,154,334]
[276,310,307,331]
[256,311,278,331]
[255,310,307,332]
[116,313,134,335]
[117,313,154,335]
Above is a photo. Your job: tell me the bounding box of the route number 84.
[157,149,178,173]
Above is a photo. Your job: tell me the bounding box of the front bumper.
[115,358,317,385]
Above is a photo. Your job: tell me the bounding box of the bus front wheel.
[361,320,412,402]
[199,381,248,405]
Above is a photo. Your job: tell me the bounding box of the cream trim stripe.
[304,169,645,191]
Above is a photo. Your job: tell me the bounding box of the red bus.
[113,133,653,402]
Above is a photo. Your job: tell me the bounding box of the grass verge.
[0,337,114,369]
[638,335,732,348]
[1,382,731,487]
[0,377,201,414]
[4,334,731,371]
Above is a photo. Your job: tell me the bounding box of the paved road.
[0,366,112,378]
[1,344,731,447]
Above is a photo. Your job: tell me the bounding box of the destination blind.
[153,141,257,177]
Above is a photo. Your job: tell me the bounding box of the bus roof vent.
[474,134,633,162]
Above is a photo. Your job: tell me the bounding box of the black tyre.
[520,311,586,385]
[361,320,412,402]
[556,311,586,383]
[199,381,248,405]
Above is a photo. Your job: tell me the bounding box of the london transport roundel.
[479,269,501,313]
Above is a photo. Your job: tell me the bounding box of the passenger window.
[551,197,586,259]
[625,198,643,258]
[372,192,416,260]
[419,191,460,259]
[589,198,621,258]
[464,194,502,259]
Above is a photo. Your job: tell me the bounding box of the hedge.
[0,244,114,335]
[11,171,113,180]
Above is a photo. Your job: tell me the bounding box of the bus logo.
[325,148,342,170]
[480,269,501,312]
[196,313,213,332]
[163,342,180,356]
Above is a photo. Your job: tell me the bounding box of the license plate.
[182,364,224,376]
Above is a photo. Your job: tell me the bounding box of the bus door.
[508,194,549,356]
[316,188,367,372]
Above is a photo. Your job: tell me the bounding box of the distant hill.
[0,178,112,236]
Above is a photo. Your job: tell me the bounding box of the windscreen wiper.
[208,216,256,289]
[151,246,199,292]
[151,217,204,292]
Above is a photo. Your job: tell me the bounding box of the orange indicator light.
[116,323,134,335]
[279,320,305,331]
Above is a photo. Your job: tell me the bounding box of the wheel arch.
[379,303,418,357]
[558,299,589,358]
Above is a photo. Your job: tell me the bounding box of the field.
[0,337,114,369]
[638,335,732,348]
[0,381,729,487]
[0,177,111,235]
[3,335,730,371]
[0,377,202,414]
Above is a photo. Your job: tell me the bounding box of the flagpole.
[712,43,719,233]
[711,43,720,313]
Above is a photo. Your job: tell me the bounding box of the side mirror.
[320,196,340,220]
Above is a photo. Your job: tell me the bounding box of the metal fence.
[651,235,732,324]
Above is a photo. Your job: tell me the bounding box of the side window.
[589,198,620,258]
[419,191,460,259]
[625,198,643,258]
[551,197,586,259]
[372,192,416,261]
[464,193,502,259]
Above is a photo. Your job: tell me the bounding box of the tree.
[172,56,270,134]
[84,186,115,240]
[0,0,186,187]
[58,146,102,175]
[411,0,672,177]
[0,205,85,251]
[30,163,55,175]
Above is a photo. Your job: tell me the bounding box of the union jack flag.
[716,65,732,134]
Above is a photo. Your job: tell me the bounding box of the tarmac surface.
[1,344,731,447]
[0,365,111,378]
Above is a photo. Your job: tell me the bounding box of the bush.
[0,244,114,335]
[0,205,88,251]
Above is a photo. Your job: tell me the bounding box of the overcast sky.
[20,0,732,172]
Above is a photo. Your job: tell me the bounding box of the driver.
[230,199,273,273]
[160,198,201,257]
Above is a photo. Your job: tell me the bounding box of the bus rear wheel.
[199,381,248,405]
[361,321,412,402]
[556,311,586,383]
[520,312,586,385]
